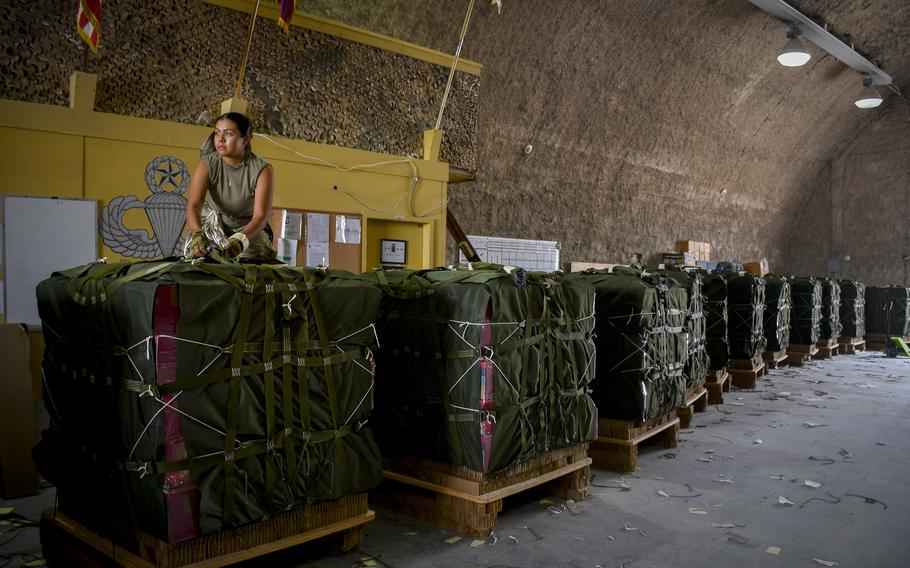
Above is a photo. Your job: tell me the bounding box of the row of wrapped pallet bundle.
[700,272,730,371]
[655,268,711,426]
[789,277,823,346]
[817,279,843,357]
[366,264,596,535]
[575,267,687,424]
[578,266,688,471]
[366,264,597,474]
[839,280,866,338]
[838,280,866,352]
[762,276,791,367]
[723,273,767,387]
[35,261,384,546]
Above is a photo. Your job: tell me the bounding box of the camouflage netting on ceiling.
[364,264,596,475]
[0,0,478,170]
[790,277,823,345]
[763,276,791,353]
[723,274,767,360]
[865,286,910,336]
[838,280,865,338]
[35,261,383,542]
[818,279,843,341]
[575,268,687,423]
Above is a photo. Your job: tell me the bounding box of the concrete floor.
[3,350,909,568]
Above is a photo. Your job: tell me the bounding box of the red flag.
[76,0,101,53]
[277,0,295,32]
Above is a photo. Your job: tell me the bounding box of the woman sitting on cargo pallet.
[185,112,277,261]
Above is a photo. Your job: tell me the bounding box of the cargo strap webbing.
[126,348,366,397]
[301,269,350,497]
[125,425,353,478]
[222,265,256,528]
[261,266,277,504]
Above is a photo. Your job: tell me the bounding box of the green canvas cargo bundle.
[724,274,767,360]
[763,276,791,352]
[697,271,729,370]
[576,269,687,422]
[865,286,910,335]
[838,280,865,338]
[818,279,843,341]
[790,277,822,344]
[655,268,709,388]
[35,260,383,542]
[365,265,596,475]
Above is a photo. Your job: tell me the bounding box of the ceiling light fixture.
[777,24,811,67]
[854,73,883,109]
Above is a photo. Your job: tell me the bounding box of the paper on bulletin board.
[335,216,362,244]
[306,213,330,244]
[281,211,302,240]
[277,238,298,266]
[306,242,329,267]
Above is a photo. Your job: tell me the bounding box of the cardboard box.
[677,240,712,262]
[677,240,699,253]
[0,323,38,497]
[744,258,770,276]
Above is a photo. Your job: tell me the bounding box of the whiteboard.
[2,196,98,328]
[459,235,560,272]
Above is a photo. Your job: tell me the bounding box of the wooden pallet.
[813,338,839,359]
[376,445,591,537]
[786,343,818,366]
[704,369,730,405]
[727,355,766,389]
[864,333,910,351]
[677,380,708,429]
[589,412,679,473]
[762,349,788,369]
[838,337,866,354]
[40,493,373,567]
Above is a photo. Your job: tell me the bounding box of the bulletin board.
[2,195,98,327]
[268,208,362,273]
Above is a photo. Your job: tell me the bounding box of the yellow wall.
[0,99,449,272]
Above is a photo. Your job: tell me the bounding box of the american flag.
[76,0,101,53]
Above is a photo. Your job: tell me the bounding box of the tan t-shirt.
[202,150,275,260]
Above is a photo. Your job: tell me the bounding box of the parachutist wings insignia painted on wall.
[100,156,190,258]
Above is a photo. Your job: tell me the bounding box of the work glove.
[189,229,210,258]
[224,238,244,260]
[223,232,249,260]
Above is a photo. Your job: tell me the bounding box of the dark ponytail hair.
[215,112,253,137]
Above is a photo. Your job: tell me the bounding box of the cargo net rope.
[725,275,767,360]
[838,280,865,338]
[366,264,597,475]
[819,280,843,341]
[790,278,823,345]
[763,278,791,352]
[579,269,688,423]
[36,260,384,540]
